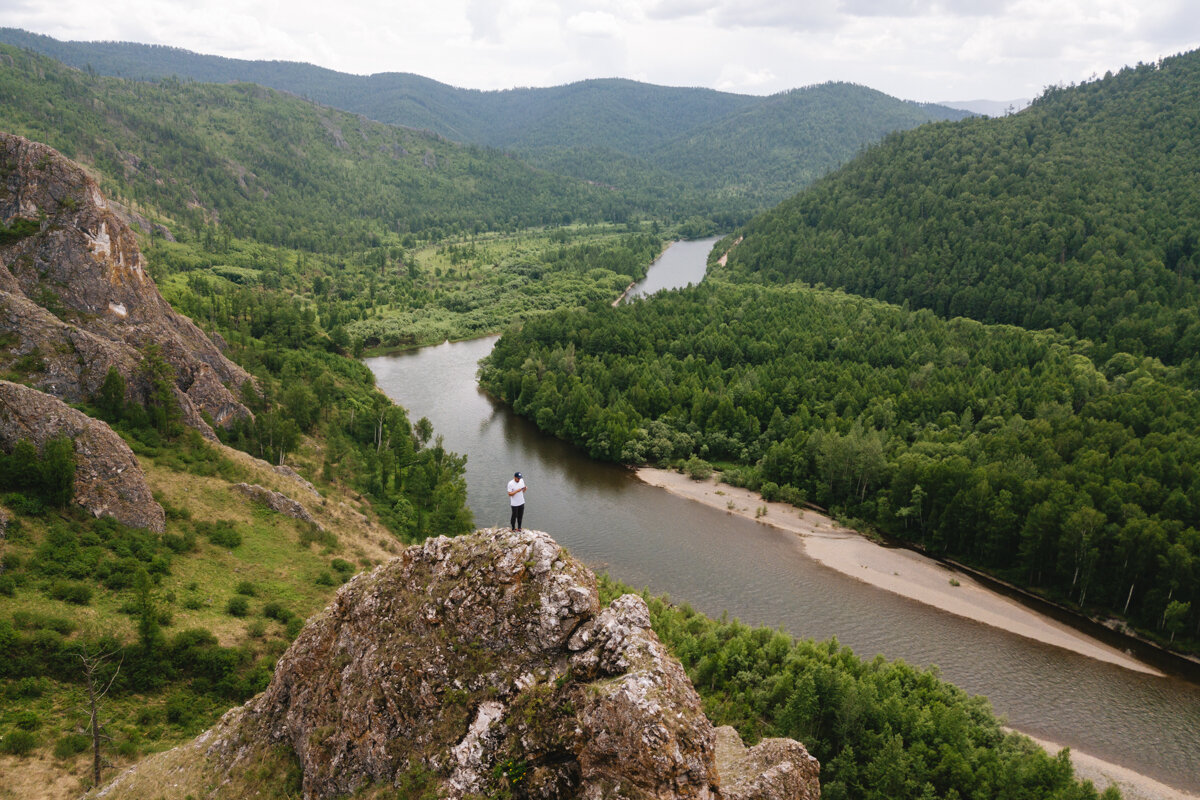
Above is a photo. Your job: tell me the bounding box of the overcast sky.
[2,0,1197,102]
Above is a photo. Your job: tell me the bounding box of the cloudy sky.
[2,0,1197,102]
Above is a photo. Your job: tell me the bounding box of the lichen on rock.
[94,528,819,799]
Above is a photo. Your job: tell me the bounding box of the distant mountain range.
[0,27,971,221]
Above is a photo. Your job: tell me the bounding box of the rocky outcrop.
[0,132,252,437]
[94,528,819,799]
[233,482,322,530]
[0,380,164,531]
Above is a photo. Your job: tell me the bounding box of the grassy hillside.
[720,50,1200,374]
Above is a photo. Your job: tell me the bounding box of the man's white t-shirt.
[507,478,526,506]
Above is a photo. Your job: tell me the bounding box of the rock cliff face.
[0,132,251,436]
[0,380,164,531]
[95,528,819,799]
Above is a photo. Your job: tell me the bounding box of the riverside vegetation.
[481,52,1200,656]
[0,39,1155,800]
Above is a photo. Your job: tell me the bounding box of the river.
[365,238,1200,794]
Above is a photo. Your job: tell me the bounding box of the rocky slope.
[0,131,250,437]
[0,379,164,530]
[93,528,820,799]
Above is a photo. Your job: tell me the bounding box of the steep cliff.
[0,132,251,436]
[94,528,819,799]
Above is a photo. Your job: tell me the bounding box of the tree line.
[482,283,1199,650]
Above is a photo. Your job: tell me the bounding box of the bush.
[285,617,304,638]
[330,558,355,575]
[53,733,90,759]
[235,581,257,596]
[48,580,92,605]
[226,596,250,617]
[314,571,336,586]
[0,729,37,756]
[262,602,293,623]
[164,692,197,725]
[8,677,47,699]
[12,710,41,730]
[683,455,713,481]
[197,520,242,549]
[0,574,14,596]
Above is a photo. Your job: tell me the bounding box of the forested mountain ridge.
[0,28,969,219]
[719,49,1200,373]
[0,45,634,252]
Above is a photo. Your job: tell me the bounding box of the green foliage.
[225,596,250,617]
[0,435,76,508]
[0,215,40,245]
[0,31,969,223]
[0,729,37,756]
[53,733,90,759]
[0,45,637,252]
[722,52,1200,374]
[484,283,1200,649]
[608,578,1109,800]
[47,580,92,605]
[196,520,243,550]
[95,366,127,422]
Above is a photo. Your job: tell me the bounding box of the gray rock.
[232,483,322,530]
[0,380,164,531]
[0,132,253,433]
[94,528,819,799]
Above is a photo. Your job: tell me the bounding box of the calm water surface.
[366,241,1200,793]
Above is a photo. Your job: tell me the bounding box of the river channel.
[366,238,1200,793]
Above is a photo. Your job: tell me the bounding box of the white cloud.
[0,0,1196,100]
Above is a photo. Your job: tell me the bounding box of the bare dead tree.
[78,645,122,787]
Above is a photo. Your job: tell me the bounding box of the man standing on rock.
[507,471,526,531]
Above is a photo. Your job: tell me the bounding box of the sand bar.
[636,467,1200,799]
[635,467,1162,677]
[1019,733,1200,800]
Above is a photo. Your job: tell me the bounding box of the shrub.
[0,729,37,756]
[198,520,242,549]
[330,558,355,575]
[235,581,257,596]
[182,595,204,610]
[12,710,41,730]
[314,571,336,586]
[0,574,14,596]
[164,692,197,725]
[226,596,250,617]
[285,617,304,638]
[53,733,90,759]
[683,455,713,481]
[48,580,92,605]
[262,602,292,623]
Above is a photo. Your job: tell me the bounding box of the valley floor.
[636,466,1200,800]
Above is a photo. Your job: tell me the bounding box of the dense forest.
[0,28,968,219]
[717,50,1200,375]
[481,283,1200,650]
[0,45,636,251]
[603,579,1120,800]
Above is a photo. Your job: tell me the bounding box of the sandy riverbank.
[1019,733,1200,800]
[635,467,1161,676]
[634,467,1200,800]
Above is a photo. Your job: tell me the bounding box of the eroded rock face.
[0,132,252,437]
[0,380,164,532]
[95,528,819,799]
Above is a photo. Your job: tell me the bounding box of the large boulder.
[0,132,252,437]
[94,528,819,799]
[0,380,164,532]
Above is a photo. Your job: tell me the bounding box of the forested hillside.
[0,28,968,220]
[720,50,1200,373]
[0,45,633,251]
[481,283,1200,652]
